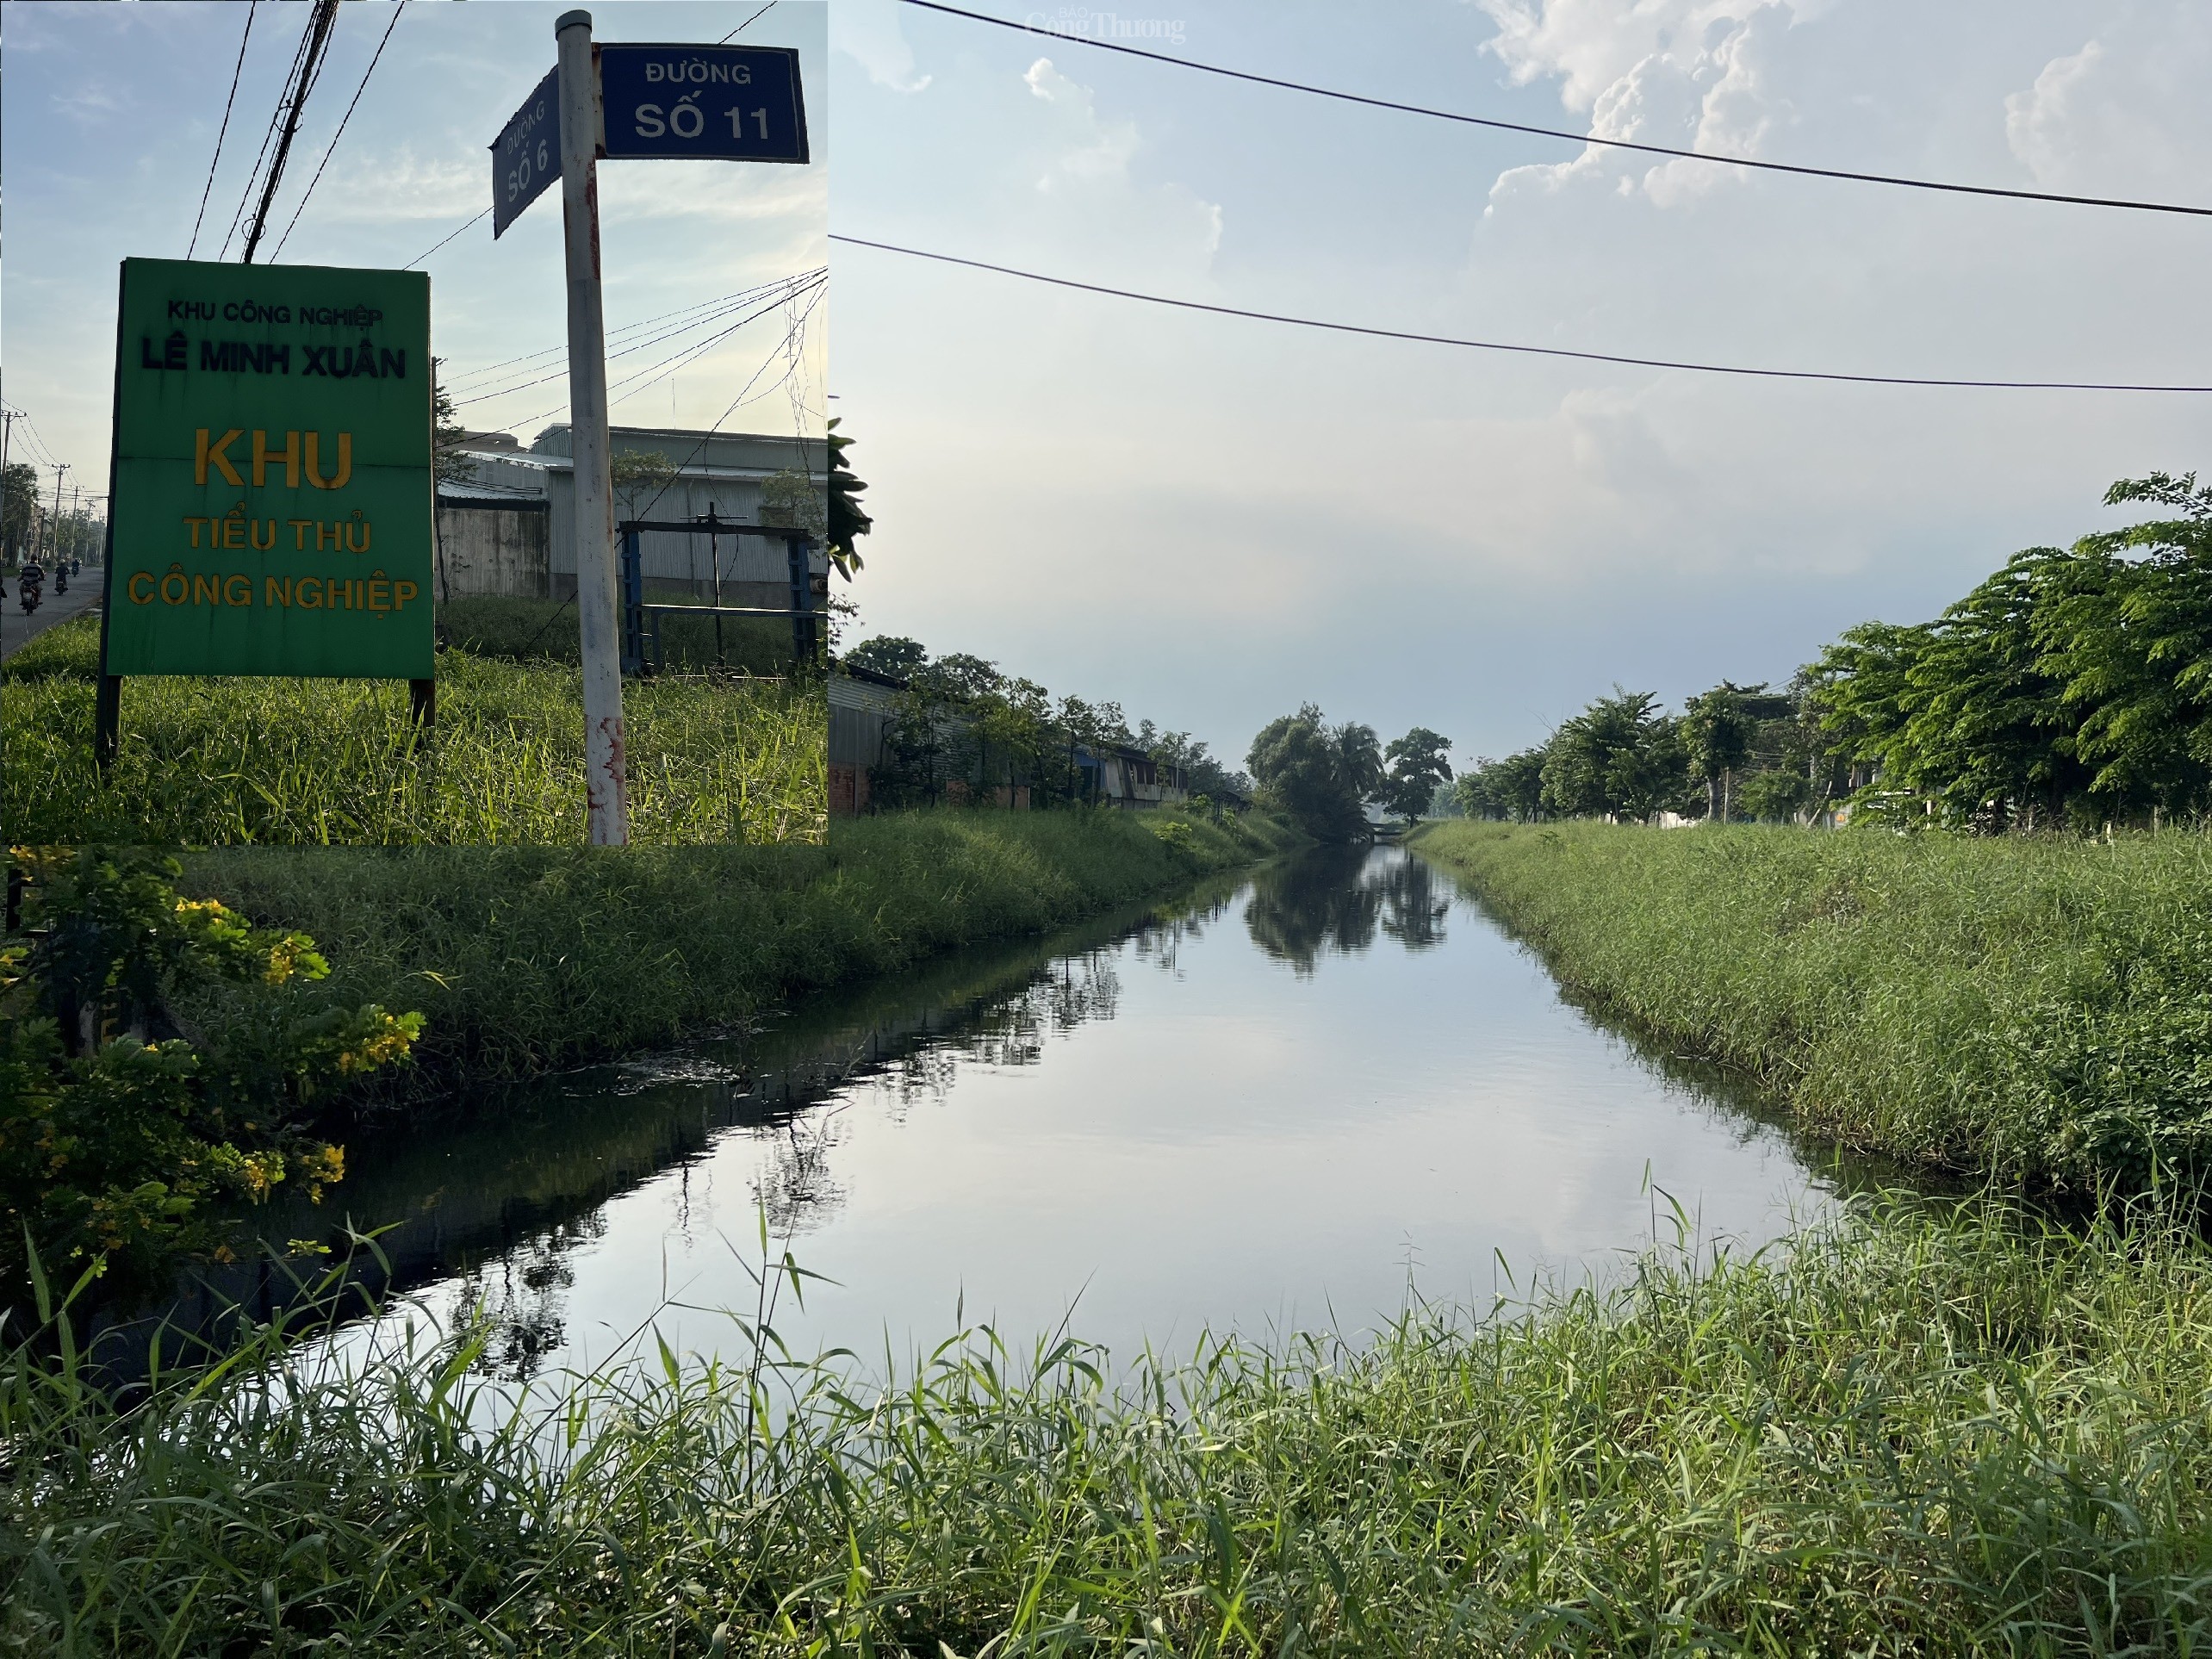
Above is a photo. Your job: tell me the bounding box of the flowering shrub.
[1,847,423,1308]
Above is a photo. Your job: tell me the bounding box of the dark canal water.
[281,845,1858,1377]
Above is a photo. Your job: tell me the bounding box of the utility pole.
[556,9,628,844]
[0,408,16,562]
[50,463,66,565]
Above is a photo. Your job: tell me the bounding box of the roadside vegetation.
[171,805,1298,1106]
[1414,819,2212,1191]
[3,613,824,845]
[438,593,798,676]
[1456,471,2212,832]
[11,1185,2212,1653]
[1,848,419,1320]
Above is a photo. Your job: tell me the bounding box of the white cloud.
[1006,57,1222,267]
[2003,16,2212,196]
[1025,57,1140,185]
[1478,0,1799,210]
[831,0,932,93]
[2005,40,2103,186]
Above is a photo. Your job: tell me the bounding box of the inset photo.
[2,0,831,845]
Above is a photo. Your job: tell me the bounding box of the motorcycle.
[53,566,66,596]
[17,569,43,616]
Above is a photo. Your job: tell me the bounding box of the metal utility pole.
[556,9,629,843]
[50,463,66,564]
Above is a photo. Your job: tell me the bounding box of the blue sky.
[829,0,2212,767]
[3,1,826,504]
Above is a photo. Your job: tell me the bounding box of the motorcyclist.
[18,562,44,615]
[53,562,67,596]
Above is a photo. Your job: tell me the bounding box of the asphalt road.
[0,570,103,662]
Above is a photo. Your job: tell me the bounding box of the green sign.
[104,258,433,679]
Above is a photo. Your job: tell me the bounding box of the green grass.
[438,593,796,675]
[171,806,1300,1104]
[11,1190,2212,1653]
[1411,820,2212,1190]
[3,615,824,845]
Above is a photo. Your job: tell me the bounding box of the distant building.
[1074,743,1189,810]
[436,425,827,606]
[829,663,904,816]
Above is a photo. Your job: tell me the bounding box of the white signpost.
[491,14,811,846]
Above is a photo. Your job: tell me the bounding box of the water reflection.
[235,847,1858,1378]
[1244,846,1453,970]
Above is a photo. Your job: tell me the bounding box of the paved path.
[0,574,102,662]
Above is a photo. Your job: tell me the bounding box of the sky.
[829,0,2212,767]
[2,0,827,507]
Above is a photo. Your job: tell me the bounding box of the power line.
[405,208,489,269]
[240,0,342,263]
[720,3,777,43]
[500,276,828,438]
[442,273,818,391]
[216,7,304,261]
[902,0,2212,221]
[270,0,409,262]
[188,1,258,259]
[829,233,2212,393]
[449,274,823,413]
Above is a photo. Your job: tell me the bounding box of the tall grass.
[173,806,1301,1103]
[10,1190,2212,1653]
[438,593,795,675]
[2,615,824,845]
[1413,820,2212,1190]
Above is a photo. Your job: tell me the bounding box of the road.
[0,571,102,661]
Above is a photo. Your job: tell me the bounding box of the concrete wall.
[434,502,550,599]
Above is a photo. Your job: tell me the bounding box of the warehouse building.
[435,425,828,606]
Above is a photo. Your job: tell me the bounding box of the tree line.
[1457,472,2212,830]
[842,635,1256,809]
[2,462,103,568]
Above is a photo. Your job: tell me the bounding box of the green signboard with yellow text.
[104,258,433,679]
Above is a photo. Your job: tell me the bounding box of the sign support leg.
[556,9,629,845]
[409,678,436,729]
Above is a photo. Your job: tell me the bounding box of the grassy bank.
[173,805,1298,1106]
[1412,819,2212,1190]
[2,614,823,844]
[12,1190,2212,1653]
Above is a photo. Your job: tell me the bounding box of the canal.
[270,843,1861,1378]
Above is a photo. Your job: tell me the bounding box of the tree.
[1681,682,1756,821]
[761,465,827,538]
[1146,729,1251,800]
[1737,767,1812,823]
[1540,689,1687,822]
[826,417,872,580]
[430,361,477,485]
[2040,472,2212,820]
[1379,727,1453,823]
[1,462,40,562]
[843,635,929,680]
[1456,749,1549,820]
[609,449,679,526]
[1246,705,1376,842]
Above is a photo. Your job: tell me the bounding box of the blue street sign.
[597,44,809,164]
[490,67,561,239]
